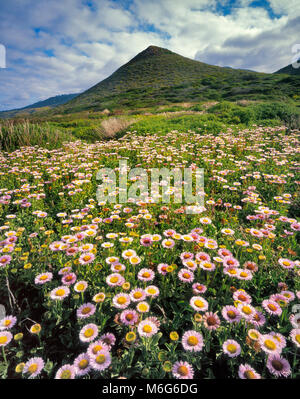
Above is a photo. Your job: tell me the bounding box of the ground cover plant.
[0,117,299,380]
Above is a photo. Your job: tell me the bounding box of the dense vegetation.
[50,46,300,114]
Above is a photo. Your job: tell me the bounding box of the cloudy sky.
[0,0,299,110]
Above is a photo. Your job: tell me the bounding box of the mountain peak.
[127,45,173,64]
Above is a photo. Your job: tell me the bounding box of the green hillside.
[56,45,300,114]
[275,62,300,76]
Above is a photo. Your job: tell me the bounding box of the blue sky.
[0,0,299,111]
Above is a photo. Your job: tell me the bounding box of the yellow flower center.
[194,299,204,308]
[133,292,143,299]
[264,339,276,350]
[242,306,252,315]
[55,289,65,297]
[117,296,127,304]
[28,364,38,374]
[143,325,152,333]
[295,334,300,344]
[228,269,237,274]
[79,359,89,369]
[84,328,94,338]
[138,304,148,312]
[60,370,72,379]
[183,273,190,279]
[187,336,198,346]
[81,307,91,315]
[0,336,8,344]
[268,304,277,312]
[283,261,290,266]
[96,354,106,364]
[4,320,11,326]
[227,344,237,354]
[110,276,119,283]
[76,284,85,291]
[178,365,188,376]
[39,275,48,281]
[244,370,256,379]
[142,272,150,278]
[227,310,236,319]
[148,288,156,295]
[249,332,259,340]
[240,272,248,278]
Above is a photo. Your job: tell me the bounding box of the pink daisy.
[106,273,125,287]
[290,329,300,348]
[0,315,17,330]
[190,296,209,312]
[203,311,221,331]
[192,283,207,295]
[87,340,110,357]
[61,272,77,286]
[195,252,210,263]
[182,330,204,352]
[79,323,99,343]
[157,263,168,275]
[120,309,139,326]
[262,299,282,316]
[137,319,158,338]
[90,351,111,372]
[129,288,147,302]
[0,331,13,346]
[278,258,294,270]
[238,364,261,379]
[50,286,70,301]
[267,354,291,377]
[23,357,44,379]
[172,361,194,379]
[112,293,131,309]
[223,339,241,357]
[99,333,116,349]
[259,334,282,354]
[73,352,92,376]
[233,290,252,304]
[221,305,241,323]
[55,364,76,379]
[249,310,266,327]
[178,268,194,283]
[35,272,53,285]
[79,252,95,265]
[137,268,155,282]
[77,303,96,319]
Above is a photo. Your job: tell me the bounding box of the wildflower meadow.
[0,125,299,380]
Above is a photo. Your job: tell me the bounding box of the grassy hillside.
[275,63,300,76]
[2,100,299,152]
[55,46,300,114]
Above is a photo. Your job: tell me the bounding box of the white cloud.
[0,0,299,110]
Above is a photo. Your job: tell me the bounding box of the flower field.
[0,125,299,379]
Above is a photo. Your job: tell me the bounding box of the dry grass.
[100,117,135,138]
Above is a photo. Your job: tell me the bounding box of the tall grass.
[0,120,75,152]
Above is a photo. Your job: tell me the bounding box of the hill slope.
[275,62,300,75]
[56,45,300,114]
[0,93,79,118]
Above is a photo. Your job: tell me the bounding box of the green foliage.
[0,121,75,152]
